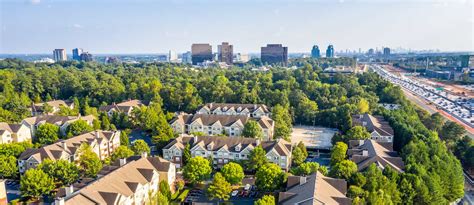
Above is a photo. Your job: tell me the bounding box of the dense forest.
[0,58,470,204]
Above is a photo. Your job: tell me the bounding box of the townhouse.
[0,122,32,144]
[55,156,176,205]
[347,139,405,173]
[18,130,120,174]
[352,113,395,143]
[278,172,351,205]
[196,103,271,118]
[162,135,292,170]
[99,99,144,116]
[31,100,75,116]
[170,113,274,140]
[21,115,96,138]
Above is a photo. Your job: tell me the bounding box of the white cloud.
[73,24,83,29]
[30,0,41,5]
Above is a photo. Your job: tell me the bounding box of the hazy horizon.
[1,0,473,54]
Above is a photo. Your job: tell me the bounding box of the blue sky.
[0,0,473,54]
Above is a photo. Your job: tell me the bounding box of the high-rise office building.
[218,42,233,65]
[261,44,288,66]
[383,47,391,56]
[368,48,374,56]
[191,44,213,65]
[72,48,83,61]
[311,45,320,58]
[80,52,93,62]
[235,53,250,63]
[182,51,192,64]
[53,49,67,62]
[326,45,334,58]
[168,50,178,62]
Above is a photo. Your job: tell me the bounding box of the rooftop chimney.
[61,141,67,149]
[362,150,369,157]
[299,176,307,185]
[95,131,100,139]
[141,152,148,158]
[119,158,127,166]
[65,185,74,196]
[359,140,365,146]
[55,198,65,205]
[256,139,261,146]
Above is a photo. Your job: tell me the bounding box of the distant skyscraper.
[168,50,178,62]
[182,51,192,64]
[311,45,320,58]
[326,45,334,58]
[368,48,374,56]
[53,49,67,62]
[218,42,233,65]
[235,53,250,63]
[105,56,120,64]
[191,44,213,65]
[80,52,93,62]
[261,44,288,66]
[383,47,391,56]
[72,48,83,61]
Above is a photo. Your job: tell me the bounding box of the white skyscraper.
[168,50,178,62]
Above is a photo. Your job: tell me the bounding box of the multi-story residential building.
[72,48,83,61]
[31,100,75,116]
[182,51,192,64]
[326,45,334,58]
[191,44,213,65]
[170,113,274,140]
[261,44,288,66]
[99,99,144,116]
[18,130,120,174]
[383,47,391,56]
[162,135,292,170]
[195,103,271,118]
[53,49,67,62]
[21,115,96,138]
[218,42,233,65]
[0,123,32,144]
[168,50,178,62]
[311,45,320,58]
[348,139,405,173]
[55,156,175,205]
[352,113,394,143]
[235,53,250,63]
[278,172,351,205]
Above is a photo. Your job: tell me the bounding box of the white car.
[231,190,239,197]
[244,184,251,191]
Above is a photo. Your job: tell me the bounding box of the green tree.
[221,162,245,185]
[290,162,320,176]
[20,168,55,200]
[131,139,150,155]
[335,126,371,144]
[247,145,267,171]
[242,120,263,139]
[424,113,445,132]
[254,195,275,205]
[111,145,134,161]
[183,156,212,184]
[38,159,79,186]
[0,155,18,178]
[357,98,370,114]
[42,103,53,114]
[291,146,306,166]
[207,172,232,201]
[159,180,172,200]
[255,163,287,192]
[120,130,130,146]
[78,144,102,177]
[155,191,169,205]
[330,142,348,166]
[183,143,191,165]
[66,119,93,137]
[272,105,292,140]
[100,113,111,130]
[439,121,465,145]
[92,119,101,130]
[35,123,60,144]
[329,160,357,180]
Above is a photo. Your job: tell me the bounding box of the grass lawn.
[171,188,190,202]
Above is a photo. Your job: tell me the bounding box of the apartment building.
[162,135,292,170]
[18,130,120,173]
[347,139,405,173]
[56,156,175,205]
[195,103,271,118]
[170,113,274,140]
[21,115,96,137]
[352,113,395,143]
[0,122,32,144]
[279,172,351,205]
[99,99,144,116]
[31,100,75,116]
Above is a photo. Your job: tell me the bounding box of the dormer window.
[235,144,241,152]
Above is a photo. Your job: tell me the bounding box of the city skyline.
[1,0,473,54]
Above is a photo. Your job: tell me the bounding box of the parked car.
[244,184,251,191]
[231,190,239,197]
